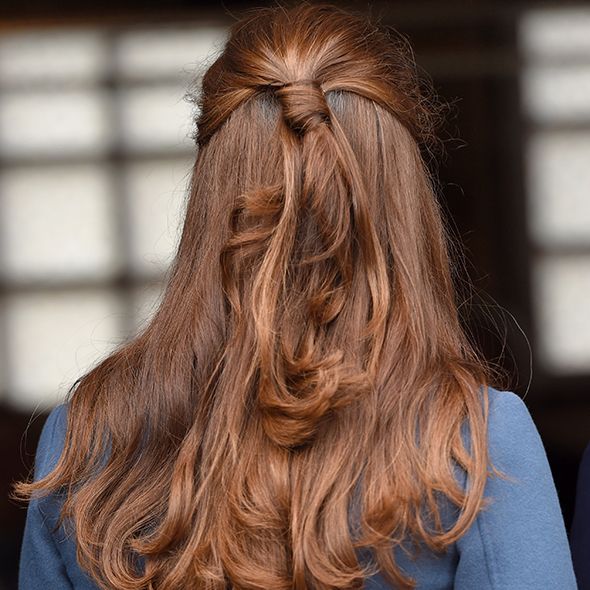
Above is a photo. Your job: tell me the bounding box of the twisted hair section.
[274,79,331,135]
[13,3,506,590]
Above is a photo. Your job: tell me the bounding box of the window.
[520,6,590,375]
[0,24,228,411]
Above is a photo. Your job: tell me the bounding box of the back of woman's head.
[15,3,504,589]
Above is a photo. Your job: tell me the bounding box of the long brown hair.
[14,3,506,588]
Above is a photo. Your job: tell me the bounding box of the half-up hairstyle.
[14,3,505,589]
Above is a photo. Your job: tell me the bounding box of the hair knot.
[273,79,331,135]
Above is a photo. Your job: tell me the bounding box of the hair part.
[14,3,507,589]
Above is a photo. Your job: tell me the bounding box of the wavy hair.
[14,3,506,589]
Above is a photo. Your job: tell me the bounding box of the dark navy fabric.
[572,442,590,589]
[19,387,578,589]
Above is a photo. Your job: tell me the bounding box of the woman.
[15,3,577,589]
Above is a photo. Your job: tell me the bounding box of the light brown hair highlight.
[14,3,506,589]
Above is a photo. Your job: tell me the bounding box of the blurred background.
[0,0,588,587]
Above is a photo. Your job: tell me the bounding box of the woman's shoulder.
[484,386,545,468]
[21,402,102,589]
[34,402,69,480]
[458,385,561,508]
[482,386,569,501]
[452,385,578,589]
[485,385,533,426]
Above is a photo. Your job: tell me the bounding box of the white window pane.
[526,132,590,246]
[124,158,191,276]
[131,283,164,336]
[115,27,227,80]
[520,7,590,58]
[0,90,111,157]
[533,256,590,374]
[0,30,108,84]
[0,165,122,282]
[118,85,195,152]
[522,65,590,122]
[5,289,125,411]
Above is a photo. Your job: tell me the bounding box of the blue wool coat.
[19,387,578,589]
